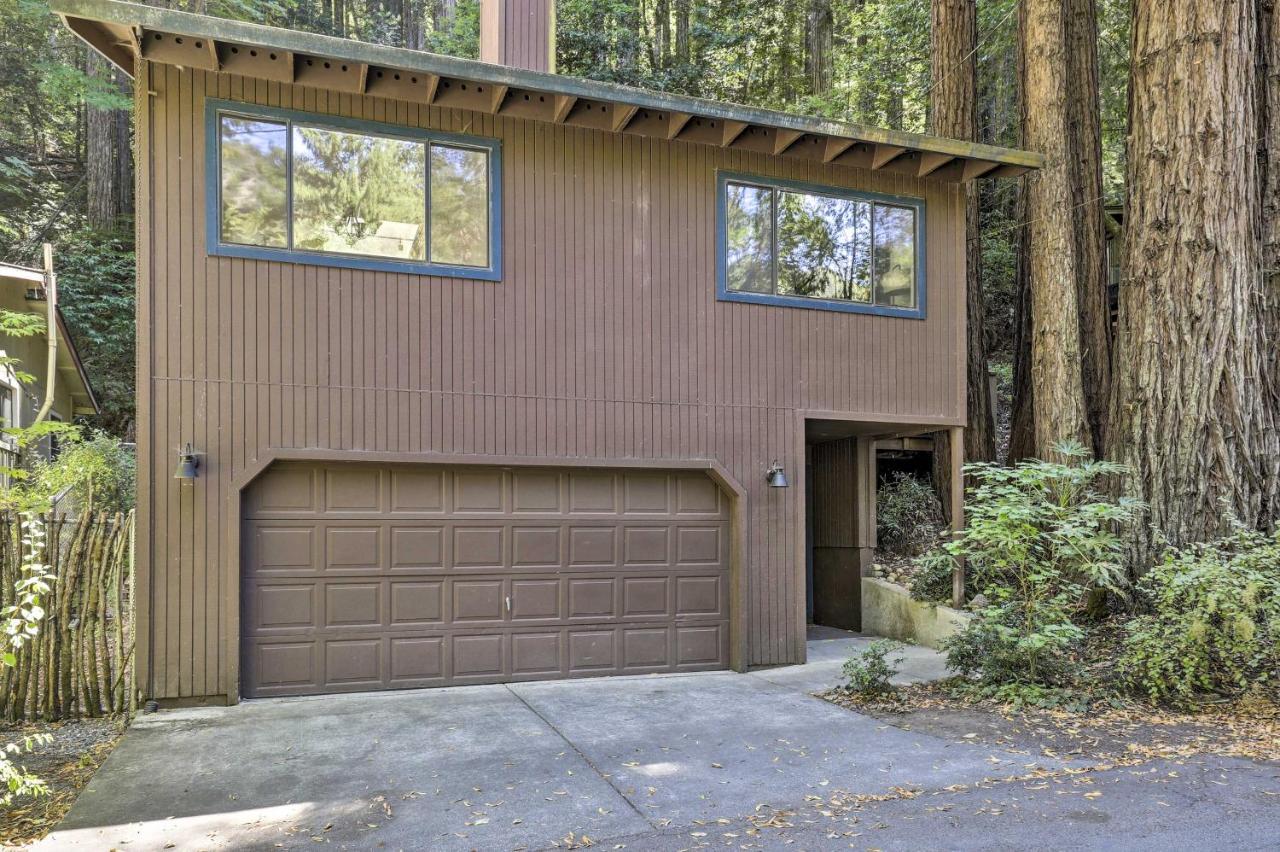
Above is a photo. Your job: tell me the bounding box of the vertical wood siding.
[137,62,966,699]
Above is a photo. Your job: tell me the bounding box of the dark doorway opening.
[804,419,878,633]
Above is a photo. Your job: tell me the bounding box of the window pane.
[725,182,774,293]
[777,191,871,302]
[873,203,916,308]
[430,145,490,267]
[292,126,426,260]
[220,116,287,248]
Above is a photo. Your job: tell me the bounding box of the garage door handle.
[505,595,511,614]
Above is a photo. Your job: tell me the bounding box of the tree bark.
[1064,0,1111,459]
[806,0,834,97]
[929,0,993,519]
[85,51,133,231]
[1260,0,1280,527]
[1016,0,1091,459]
[674,0,690,64]
[1113,0,1279,568]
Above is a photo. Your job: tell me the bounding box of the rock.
[968,593,989,611]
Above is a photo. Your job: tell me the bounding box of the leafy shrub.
[877,472,943,557]
[841,639,905,696]
[23,431,135,513]
[1122,525,1280,704]
[923,443,1140,697]
[907,554,954,603]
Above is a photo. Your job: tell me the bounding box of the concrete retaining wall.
[860,577,971,650]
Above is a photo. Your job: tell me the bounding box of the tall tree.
[1012,0,1091,459]
[805,0,833,96]
[1113,0,1279,567]
[1065,0,1111,458]
[85,53,132,231]
[929,0,993,519]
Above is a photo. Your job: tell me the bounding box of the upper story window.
[207,100,502,281]
[716,172,924,318]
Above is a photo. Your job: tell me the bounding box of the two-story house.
[55,0,1041,704]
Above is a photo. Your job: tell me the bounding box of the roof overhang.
[0,262,101,417]
[52,0,1043,181]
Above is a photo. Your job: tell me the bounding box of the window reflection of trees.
[725,179,917,311]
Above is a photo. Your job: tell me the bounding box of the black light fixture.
[766,461,789,488]
[174,442,200,480]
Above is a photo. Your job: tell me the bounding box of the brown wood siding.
[136,60,966,700]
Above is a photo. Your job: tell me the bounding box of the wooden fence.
[0,511,136,721]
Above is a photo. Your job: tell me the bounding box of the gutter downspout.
[33,242,57,426]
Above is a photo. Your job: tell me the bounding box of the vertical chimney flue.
[480,0,556,74]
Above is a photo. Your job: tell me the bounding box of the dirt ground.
[1,716,126,847]
[822,682,1280,768]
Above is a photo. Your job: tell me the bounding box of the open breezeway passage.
[37,633,1280,851]
[241,463,733,696]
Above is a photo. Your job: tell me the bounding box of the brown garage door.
[240,462,731,697]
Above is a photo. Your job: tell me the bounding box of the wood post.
[949,425,965,608]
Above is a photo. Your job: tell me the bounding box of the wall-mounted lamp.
[174,442,201,480]
[765,461,789,488]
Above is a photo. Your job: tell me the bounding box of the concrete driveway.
[35,632,1279,850]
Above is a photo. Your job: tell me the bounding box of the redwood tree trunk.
[1260,0,1280,525]
[85,51,133,231]
[806,0,834,97]
[1113,0,1279,568]
[1014,0,1091,459]
[1065,0,1112,459]
[929,0,994,519]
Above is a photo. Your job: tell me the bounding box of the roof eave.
[49,0,1044,177]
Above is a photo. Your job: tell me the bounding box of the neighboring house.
[0,261,99,474]
[55,0,1042,705]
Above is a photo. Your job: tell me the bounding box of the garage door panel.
[676,526,723,564]
[452,526,504,568]
[677,624,725,665]
[389,636,446,684]
[623,473,671,514]
[242,464,730,697]
[390,468,447,512]
[622,577,670,618]
[390,526,446,570]
[511,632,561,676]
[390,581,444,625]
[622,627,670,669]
[675,575,725,617]
[452,469,506,513]
[568,526,617,565]
[623,527,670,564]
[511,470,562,513]
[452,579,505,622]
[675,474,723,515]
[324,467,384,513]
[325,526,383,572]
[452,634,504,679]
[568,472,618,513]
[324,582,382,628]
[251,466,318,514]
[250,583,317,631]
[325,638,382,686]
[510,579,560,621]
[249,525,316,573]
[567,577,616,619]
[568,629,615,672]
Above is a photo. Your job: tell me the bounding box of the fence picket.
[1,510,136,721]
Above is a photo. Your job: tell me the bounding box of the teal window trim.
[205,98,503,281]
[715,170,926,319]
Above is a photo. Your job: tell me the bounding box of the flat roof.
[0,262,101,417]
[53,0,1042,181]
